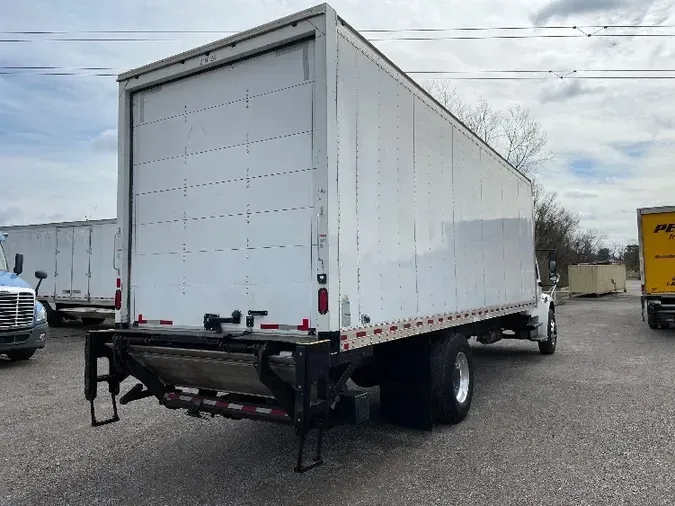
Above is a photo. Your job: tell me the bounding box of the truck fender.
[537,293,555,333]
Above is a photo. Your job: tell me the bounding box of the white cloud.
[1,0,674,245]
[91,129,117,152]
[532,0,653,25]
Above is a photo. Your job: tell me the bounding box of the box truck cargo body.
[638,206,675,329]
[86,3,560,471]
[2,219,117,325]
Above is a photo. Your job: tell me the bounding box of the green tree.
[623,244,640,273]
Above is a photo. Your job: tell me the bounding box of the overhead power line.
[3,67,675,80]
[3,66,675,74]
[0,37,176,42]
[2,25,675,43]
[3,33,675,42]
[368,33,675,41]
[2,24,674,35]
[407,69,675,74]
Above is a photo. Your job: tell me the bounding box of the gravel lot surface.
[2,281,674,506]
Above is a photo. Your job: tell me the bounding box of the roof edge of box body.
[117,3,331,82]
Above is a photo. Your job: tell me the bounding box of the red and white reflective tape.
[260,318,310,332]
[137,314,173,325]
[165,392,288,418]
[339,301,536,351]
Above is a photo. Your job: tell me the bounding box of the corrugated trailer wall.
[1,220,117,305]
[1,225,57,297]
[334,25,535,331]
[568,264,626,296]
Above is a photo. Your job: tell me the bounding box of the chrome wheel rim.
[453,352,470,404]
[550,316,557,347]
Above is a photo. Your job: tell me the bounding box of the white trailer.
[85,3,560,471]
[2,219,117,325]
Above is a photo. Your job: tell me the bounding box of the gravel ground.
[2,281,674,506]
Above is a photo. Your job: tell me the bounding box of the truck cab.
[0,232,49,361]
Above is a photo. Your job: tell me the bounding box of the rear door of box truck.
[71,225,91,301]
[640,208,675,295]
[56,224,91,302]
[127,40,317,329]
[55,226,74,300]
[89,221,117,304]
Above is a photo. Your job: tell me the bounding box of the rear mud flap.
[377,336,433,431]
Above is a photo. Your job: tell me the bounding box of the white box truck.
[2,219,117,326]
[85,3,560,471]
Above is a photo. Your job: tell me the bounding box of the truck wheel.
[539,309,558,355]
[6,349,37,361]
[430,332,474,424]
[647,314,659,330]
[47,308,64,327]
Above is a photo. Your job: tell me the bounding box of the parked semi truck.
[0,232,49,360]
[2,219,117,326]
[638,206,675,329]
[85,3,560,471]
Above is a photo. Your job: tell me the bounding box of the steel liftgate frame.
[84,328,355,472]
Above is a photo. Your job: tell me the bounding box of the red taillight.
[115,277,122,310]
[318,288,328,315]
[641,284,645,294]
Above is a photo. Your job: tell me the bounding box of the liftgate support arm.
[84,330,127,427]
[256,339,332,472]
[293,340,331,472]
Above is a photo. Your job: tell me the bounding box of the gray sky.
[1,0,674,244]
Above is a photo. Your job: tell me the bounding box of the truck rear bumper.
[0,323,47,353]
[643,296,675,325]
[84,328,341,471]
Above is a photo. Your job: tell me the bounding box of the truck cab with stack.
[0,232,49,361]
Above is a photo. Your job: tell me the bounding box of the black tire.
[539,309,558,355]
[47,308,64,327]
[647,314,659,330]
[6,348,37,361]
[350,365,379,388]
[82,317,106,326]
[430,332,474,424]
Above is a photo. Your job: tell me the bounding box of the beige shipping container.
[568,264,627,296]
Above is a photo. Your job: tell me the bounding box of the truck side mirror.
[13,253,24,276]
[547,251,559,283]
[34,270,48,297]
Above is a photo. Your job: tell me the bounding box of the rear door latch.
[204,310,242,331]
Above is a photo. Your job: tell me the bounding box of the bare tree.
[423,81,464,116]
[421,80,552,175]
[463,97,504,146]
[533,181,607,285]
[502,105,551,173]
